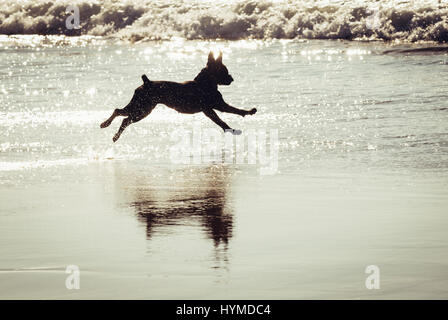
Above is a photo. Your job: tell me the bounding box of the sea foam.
[0,0,448,42]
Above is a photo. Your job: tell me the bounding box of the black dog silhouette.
[101,51,257,142]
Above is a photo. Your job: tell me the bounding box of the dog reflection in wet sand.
[130,168,233,251]
[101,51,257,142]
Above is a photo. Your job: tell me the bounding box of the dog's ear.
[216,51,222,64]
[207,51,215,66]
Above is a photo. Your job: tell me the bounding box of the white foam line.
[0,158,90,172]
[0,0,446,42]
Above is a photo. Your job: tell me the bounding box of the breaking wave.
[1,0,448,42]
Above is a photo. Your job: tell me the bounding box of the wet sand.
[1,160,447,299]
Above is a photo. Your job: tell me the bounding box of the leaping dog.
[100,51,257,142]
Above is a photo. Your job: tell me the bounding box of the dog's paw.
[249,108,257,115]
[100,121,109,128]
[231,129,242,135]
[112,134,120,142]
[225,129,241,135]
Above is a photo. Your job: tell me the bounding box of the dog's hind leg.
[113,117,132,142]
[112,103,157,142]
[100,108,128,128]
[101,87,147,129]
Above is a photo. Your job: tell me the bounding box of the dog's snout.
[229,75,234,82]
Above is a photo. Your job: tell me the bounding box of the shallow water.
[1,38,448,299]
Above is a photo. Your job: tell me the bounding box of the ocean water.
[1,0,448,299]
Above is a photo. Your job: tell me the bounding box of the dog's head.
[206,51,233,85]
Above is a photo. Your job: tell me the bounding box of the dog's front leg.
[215,102,257,117]
[202,108,241,135]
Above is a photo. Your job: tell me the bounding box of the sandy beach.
[1,159,448,299]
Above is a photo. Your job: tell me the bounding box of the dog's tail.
[142,74,150,85]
